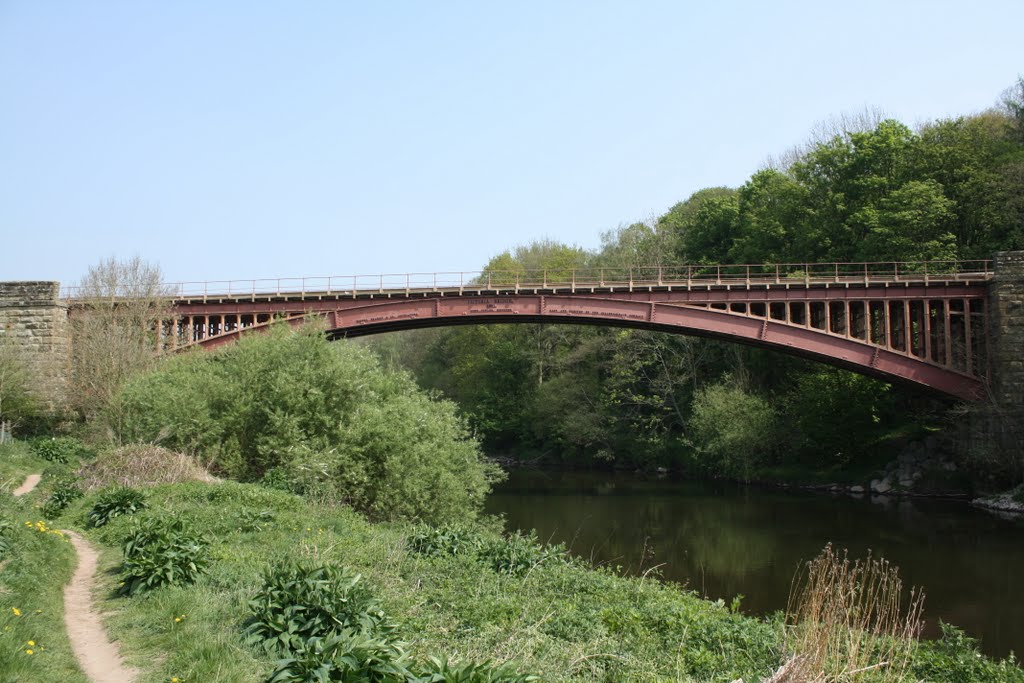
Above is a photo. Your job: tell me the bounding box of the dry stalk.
[774,544,924,683]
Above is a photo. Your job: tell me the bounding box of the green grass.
[3,467,1020,683]
[44,481,781,682]
[0,493,90,683]
[0,441,48,494]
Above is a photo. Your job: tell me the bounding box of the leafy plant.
[266,630,413,683]
[29,436,88,464]
[87,486,148,528]
[41,477,83,518]
[415,657,540,682]
[237,508,276,533]
[0,517,13,560]
[118,516,208,596]
[407,524,484,558]
[477,531,568,577]
[246,561,395,654]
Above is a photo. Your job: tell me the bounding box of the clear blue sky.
[1,1,1021,286]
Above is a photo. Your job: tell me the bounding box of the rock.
[872,479,892,494]
[850,485,864,493]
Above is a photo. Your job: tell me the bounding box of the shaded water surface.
[486,469,1024,658]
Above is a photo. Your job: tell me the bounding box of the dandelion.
[25,649,33,655]
[27,640,35,646]
[11,607,21,616]
[174,617,181,623]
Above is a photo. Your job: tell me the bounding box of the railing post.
[543,270,547,288]
[716,265,721,285]
[924,262,929,285]
[864,263,869,286]
[745,265,750,286]
[687,265,692,288]
[406,273,410,295]
[629,268,633,290]
[487,273,492,290]
[571,270,576,291]
[379,274,383,294]
[658,266,663,286]
[834,263,839,283]
[600,269,605,287]
[775,264,780,284]
[894,263,899,282]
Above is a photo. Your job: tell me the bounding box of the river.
[486,469,1024,659]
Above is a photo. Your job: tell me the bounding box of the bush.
[688,378,778,480]
[29,436,88,464]
[87,486,148,528]
[246,562,395,654]
[113,325,504,524]
[119,516,208,596]
[407,523,485,558]
[911,623,1024,683]
[41,477,83,518]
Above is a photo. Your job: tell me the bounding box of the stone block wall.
[0,281,70,412]
[964,252,1024,478]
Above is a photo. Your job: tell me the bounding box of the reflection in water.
[486,469,1024,658]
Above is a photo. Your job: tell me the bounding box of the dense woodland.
[366,81,1024,481]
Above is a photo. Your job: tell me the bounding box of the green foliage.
[87,486,148,528]
[911,623,1024,682]
[247,562,394,654]
[416,657,541,682]
[41,477,83,518]
[29,436,88,464]
[408,524,570,577]
[688,379,779,480]
[0,517,12,560]
[114,326,502,524]
[266,630,413,682]
[118,515,208,596]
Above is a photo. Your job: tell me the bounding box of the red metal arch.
[194,294,984,401]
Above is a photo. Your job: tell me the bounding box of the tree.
[70,256,174,420]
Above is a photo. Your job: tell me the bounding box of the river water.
[486,469,1024,659]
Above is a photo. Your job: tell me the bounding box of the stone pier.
[985,252,1024,463]
[0,281,70,413]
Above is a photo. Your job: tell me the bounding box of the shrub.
[246,562,395,654]
[113,325,504,524]
[688,378,778,480]
[87,487,148,528]
[41,477,83,518]
[119,516,208,596]
[29,436,88,464]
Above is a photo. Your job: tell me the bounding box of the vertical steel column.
[943,298,952,367]
[903,300,911,355]
[964,298,974,375]
[923,300,933,362]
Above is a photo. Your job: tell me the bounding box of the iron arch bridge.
[65,261,994,402]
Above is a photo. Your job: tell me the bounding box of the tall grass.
[779,544,925,682]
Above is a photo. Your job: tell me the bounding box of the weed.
[29,437,88,464]
[87,487,148,528]
[119,516,208,596]
[246,561,395,654]
[41,478,83,519]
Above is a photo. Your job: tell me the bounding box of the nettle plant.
[118,516,208,596]
[87,486,148,528]
[29,436,90,464]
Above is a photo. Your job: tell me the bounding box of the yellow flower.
[172,678,181,682]
[174,617,181,623]
[11,607,21,616]
[25,649,33,655]
[27,640,35,646]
